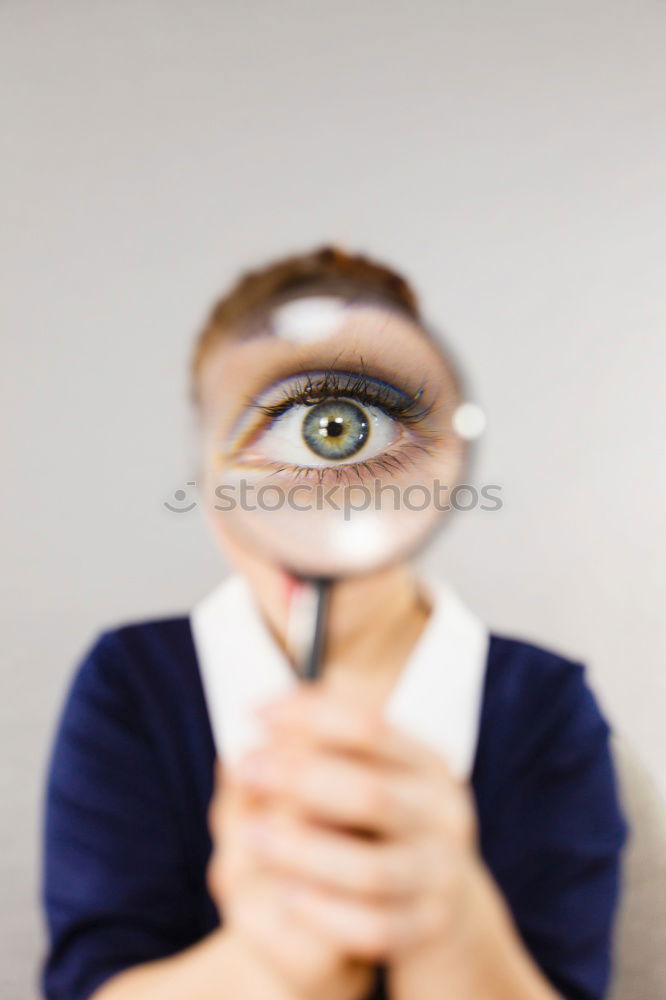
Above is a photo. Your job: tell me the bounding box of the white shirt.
[190,573,489,780]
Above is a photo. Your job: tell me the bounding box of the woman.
[42,245,626,1000]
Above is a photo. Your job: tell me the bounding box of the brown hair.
[190,244,422,404]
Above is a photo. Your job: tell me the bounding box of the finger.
[277,879,443,961]
[231,745,438,835]
[255,687,452,779]
[242,812,429,899]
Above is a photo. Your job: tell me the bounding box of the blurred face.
[194,296,465,639]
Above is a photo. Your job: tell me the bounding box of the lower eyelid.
[240,439,437,486]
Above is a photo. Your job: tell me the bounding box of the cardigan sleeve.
[476,646,628,1000]
[41,629,206,1000]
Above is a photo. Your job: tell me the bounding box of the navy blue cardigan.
[41,618,627,1000]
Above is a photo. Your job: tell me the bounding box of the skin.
[93,302,561,999]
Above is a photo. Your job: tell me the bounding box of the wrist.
[222,926,371,1000]
[390,858,560,1000]
[216,929,296,999]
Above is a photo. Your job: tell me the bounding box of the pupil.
[302,400,370,460]
[325,419,343,438]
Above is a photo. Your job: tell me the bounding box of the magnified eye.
[250,396,401,467]
[229,369,432,473]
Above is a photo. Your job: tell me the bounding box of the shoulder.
[53,614,209,769]
[481,631,609,744]
[68,614,198,702]
[86,613,196,671]
[485,630,589,696]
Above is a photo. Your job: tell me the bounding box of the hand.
[232,685,560,1000]
[207,758,373,1000]
[231,684,478,960]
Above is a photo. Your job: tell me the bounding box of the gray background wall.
[2,2,665,996]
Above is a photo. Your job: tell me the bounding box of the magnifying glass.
[208,294,484,681]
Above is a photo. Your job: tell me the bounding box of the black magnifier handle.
[301,578,332,682]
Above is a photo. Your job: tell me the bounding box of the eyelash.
[253,368,433,425]
[257,442,440,486]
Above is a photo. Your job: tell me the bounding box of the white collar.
[190,573,489,780]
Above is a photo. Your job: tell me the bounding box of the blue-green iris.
[302,400,369,460]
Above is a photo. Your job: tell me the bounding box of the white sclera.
[271,296,348,343]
